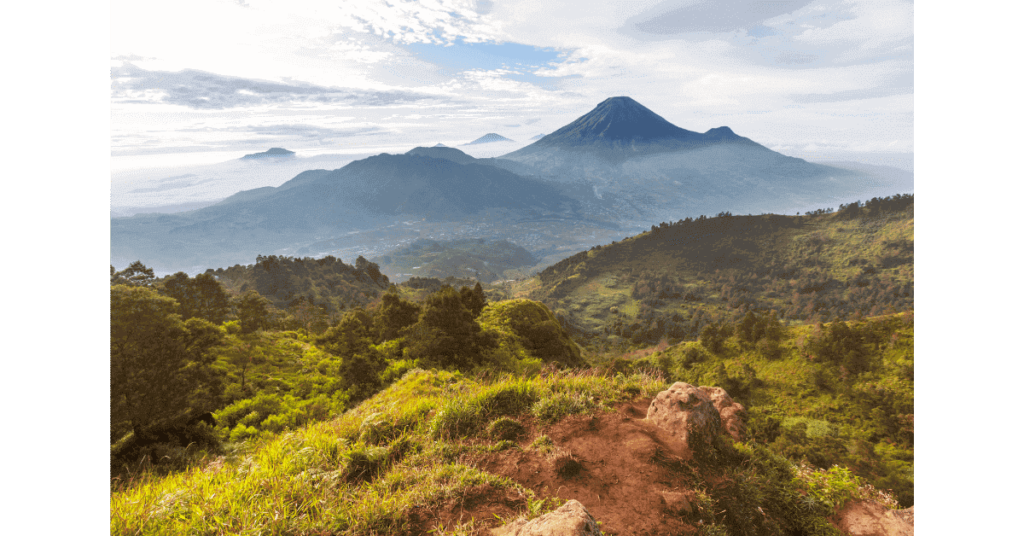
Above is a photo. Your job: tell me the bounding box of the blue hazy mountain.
[111,151,587,271]
[497,97,907,219]
[241,147,296,159]
[504,96,759,161]
[529,134,545,141]
[463,133,514,145]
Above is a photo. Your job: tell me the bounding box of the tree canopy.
[110,285,225,438]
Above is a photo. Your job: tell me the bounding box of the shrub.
[529,434,554,455]
[487,417,526,441]
[532,392,597,424]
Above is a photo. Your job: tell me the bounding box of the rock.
[699,386,747,441]
[836,500,913,536]
[645,382,722,455]
[491,499,602,536]
[659,490,694,514]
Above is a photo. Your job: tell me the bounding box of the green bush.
[532,392,597,423]
[529,434,554,455]
[486,417,526,441]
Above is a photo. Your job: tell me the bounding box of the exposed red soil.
[411,482,529,533]
[476,399,702,536]
[834,500,914,536]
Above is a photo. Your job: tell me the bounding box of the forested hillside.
[526,195,913,350]
[110,194,914,535]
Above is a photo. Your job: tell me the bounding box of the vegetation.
[110,194,913,533]
[527,195,913,351]
[371,238,536,283]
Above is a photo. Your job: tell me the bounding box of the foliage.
[110,285,225,438]
[111,260,156,286]
[404,286,497,371]
[158,272,232,324]
[477,299,585,368]
[212,254,389,313]
[236,290,272,334]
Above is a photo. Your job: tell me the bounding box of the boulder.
[659,490,695,514]
[491,499,602,536]
[645,382,722,455]
[699,386,747,441]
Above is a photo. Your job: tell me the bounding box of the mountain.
[529,133,545,141]
[241,147,296,159]
[111,151,588,272]
[498,97,910,220]
[504,97,757,160]
[432,142,448,148]
[464,133,514,145]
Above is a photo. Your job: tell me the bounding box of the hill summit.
[241,147,296,159]
[465,133,514,145]
[507,96,754,157]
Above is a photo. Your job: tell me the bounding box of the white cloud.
[110,0,914,173]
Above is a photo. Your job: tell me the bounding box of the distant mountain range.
[112,96,911,273]
[242,148,295,159]
[499,96,907,219]
[463,133,514,145]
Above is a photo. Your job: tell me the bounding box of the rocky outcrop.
[659,490,695,515]
[491,499,602,536]
[837,501,913,536]
[645,382,723,455]
[699,386,747,441]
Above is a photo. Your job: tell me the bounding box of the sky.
[110,0,915,173]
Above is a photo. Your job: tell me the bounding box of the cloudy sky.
[110,0,914,171]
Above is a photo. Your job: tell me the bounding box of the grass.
[112,311,912,533]
[111,368,668,535]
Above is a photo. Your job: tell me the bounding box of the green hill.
[372,238,536,283]
[524,195,913,350]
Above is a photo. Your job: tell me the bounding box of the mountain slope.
[464,133,514,145]
[495,98,907,220]
[112,152,585,272]
[504,96,759,161]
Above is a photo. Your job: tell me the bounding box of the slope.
[111,153,585,273]
[519,195,914,347]
[498,97,906,220]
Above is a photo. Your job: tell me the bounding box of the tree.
[338,349,387,401]
[160,272,232,324]
[405,286,496,370]
[111,260,155,286]
[224,342,264,394]
[737,311,758,343]
[110,285,225,439]
[699,322,731,354]
[459,282,487,317]
[373,288,421,342]
[236,290,272,334]
[317,309,375,357]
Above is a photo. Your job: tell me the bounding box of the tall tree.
[160,272,232,324]
[236,290,272,334]
[110,285,225,439]
[405,286,496,370]
[373,288,421,342]
[111,260,155,286]
[316,309,375,358]
[459,282,487,317]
